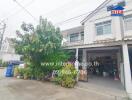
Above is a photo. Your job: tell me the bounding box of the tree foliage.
[13,17,70,76]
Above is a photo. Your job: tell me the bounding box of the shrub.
[54,77,62,85]
[23,67,32,80]
[34,70,45,80]
[0,59,2,67]
[14,66,33,79]
[0,59,8,67]
[54,63,78,88]
[14,66,20,77]
[61,77,76,88]
[2,62,8,67]
[19,68,25,77]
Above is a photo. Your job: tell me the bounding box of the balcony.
[62,40,84,47]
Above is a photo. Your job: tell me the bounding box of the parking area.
[0,68,129,100]
[77,76,127,99]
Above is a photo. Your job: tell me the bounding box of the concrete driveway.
[0,67,5,79]
[0,69,128,100]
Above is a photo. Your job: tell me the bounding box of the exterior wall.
[0,52,20,62]
[123,0,132,38]
[84,0,132,45]
[0,38,21,62]
[1,38,15,53]
[62,26,84,46]
[62,0,132,98]
[62,0,132,48]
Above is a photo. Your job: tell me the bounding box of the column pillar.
[82,49,87,69]
[75,48,78,60]
[122,42,132,98]
[75,48,79,82]
[117,50,125,86]
[75,48,79,71]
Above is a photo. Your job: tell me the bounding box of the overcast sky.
[0,0,105,38]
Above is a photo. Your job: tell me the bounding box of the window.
[96,21,111,35]
[124,15,132,31]
[81,31,84,40]
[118,1,126,7]
[70,33,79,42]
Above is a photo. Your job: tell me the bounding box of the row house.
[62,0,132,98]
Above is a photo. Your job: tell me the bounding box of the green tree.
[13,17,70,77]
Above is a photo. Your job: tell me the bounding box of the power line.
[0,0,36,51]
[0,0,111,29]
[54,0,113,26]
[13,0,38,22]
[54,11,92,26]
[42,0,74,17]
[0,0,36,24]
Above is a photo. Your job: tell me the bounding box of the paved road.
[0,68,5,79]
[0,69,128,100]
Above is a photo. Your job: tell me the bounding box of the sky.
[0,0,105,38]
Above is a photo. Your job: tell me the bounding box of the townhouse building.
[62,0,132,98]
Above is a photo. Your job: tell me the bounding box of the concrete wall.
[84,0,132,44]
[0,52,21,62]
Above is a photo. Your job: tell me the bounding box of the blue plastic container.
[5,64,14,77]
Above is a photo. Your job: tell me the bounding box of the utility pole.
[0,21,6,51]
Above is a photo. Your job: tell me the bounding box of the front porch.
[67,43,132,99]
[69,46,123,82]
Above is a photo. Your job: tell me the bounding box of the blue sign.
[111,5,124,16]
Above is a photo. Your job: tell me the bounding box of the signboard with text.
[111,5,124,16]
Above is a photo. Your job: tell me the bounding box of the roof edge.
[61,25,83,33]
[81,0,111,24]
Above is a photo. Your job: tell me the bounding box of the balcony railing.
[62,40,84,47]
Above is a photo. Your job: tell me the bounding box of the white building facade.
[0,38,21,62]
[62,0,132,98]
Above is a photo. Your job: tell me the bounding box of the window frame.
[80,31,84,40]
[70,33,79,42]
[124,14,132,31]
[95,20,112,36]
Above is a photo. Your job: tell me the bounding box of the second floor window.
[81,31,84,40]
[96,21,111,35]
[70,33,79,42]
[124,15,132,31]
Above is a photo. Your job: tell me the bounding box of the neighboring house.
[0,37,21,62]
[62,0,132,98]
